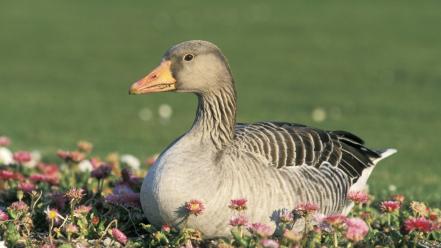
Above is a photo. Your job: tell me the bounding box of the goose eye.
[183,54,194,61]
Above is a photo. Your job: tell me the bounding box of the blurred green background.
[0,1,440,205]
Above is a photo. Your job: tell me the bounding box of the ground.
[0,0,440,205]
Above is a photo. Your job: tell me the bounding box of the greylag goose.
[130,40,396,238]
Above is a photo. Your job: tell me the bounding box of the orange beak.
[129,60,176,95]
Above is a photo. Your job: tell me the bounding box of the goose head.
[129,40,233,95]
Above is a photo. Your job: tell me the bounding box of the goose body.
[130,40,396,238]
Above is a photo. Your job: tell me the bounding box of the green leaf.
[5,222,20,247]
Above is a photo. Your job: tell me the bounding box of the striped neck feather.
[191,85,237,149]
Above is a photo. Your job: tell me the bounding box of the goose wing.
[234,122,382,183]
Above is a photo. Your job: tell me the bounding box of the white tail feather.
[373,148,397,164]
[345,148,396,215]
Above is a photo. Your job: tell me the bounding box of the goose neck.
[190,86,237,149]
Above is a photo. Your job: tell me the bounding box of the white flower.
[388,184,397,192]
[78,160,93,172]
[121,154,140,170]
[312,107,326,123]
[158,104,173,119]
[138,107,153,122]
[0,240,7,248]
[0,147,13,165]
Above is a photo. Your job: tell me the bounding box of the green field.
[1,1,440,205]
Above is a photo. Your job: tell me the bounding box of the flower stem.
[49,219,54,244]
[70,200,75,222]
[333,231,338,248]
[387,214,391,226]
[412,233,418,248]
[97,179,103,196]
[98,219,118,243]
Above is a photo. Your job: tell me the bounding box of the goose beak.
[129,60,176,95]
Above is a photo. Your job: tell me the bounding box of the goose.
[130,40,396,238]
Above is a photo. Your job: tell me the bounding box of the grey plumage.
[135,40,397,238]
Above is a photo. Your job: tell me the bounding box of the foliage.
[0,138,440,247]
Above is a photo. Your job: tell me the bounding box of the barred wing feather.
[234,122,382,183]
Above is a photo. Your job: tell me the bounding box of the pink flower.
[29,163,60,185]
[261,239,279,248]
[0,136,11,147]
[111,228,128,245]
[89,157,103,168]
[0,170,17,180]
[229,215,249,227]
[380,201,400,213]
[13,151,32,164]
[345,217,369,242]
[229,198,247,211]
[64,223,79,233]
[185,199,205,216]
[57,150,85,163]
[0,209,9,221]
[74,205,92,215]
[37,163,59,175]
[324,214,347,227]
[18,182,36,193]
[249,223,273,237]
[347,191,369,204]
[294,202,319,215]
[91,164,112,179]
[405,217,434,233]
[65,188,85,201]
[30,173,59,185]
[9,201,29,212]
[161,224,171,232]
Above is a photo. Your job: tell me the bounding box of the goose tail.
[372,148,397,164]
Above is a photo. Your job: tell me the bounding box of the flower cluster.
[405,217,434,233]
[57,150,85,163]
[229,198,247,211]
[293,202,319,217]
[13,151,32,164]
[0,137,146,247]
[348,191,369,204]
[229,215,249,227]
[0,136,440,247]
[380,200,401,213]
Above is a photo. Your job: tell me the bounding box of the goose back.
[233,122,382,183]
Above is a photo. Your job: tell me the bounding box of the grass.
[0,0,440,205]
